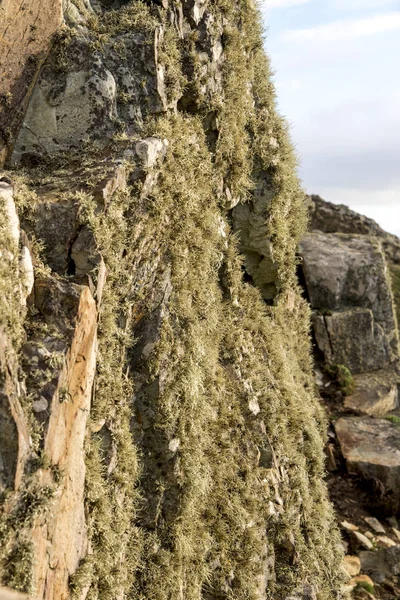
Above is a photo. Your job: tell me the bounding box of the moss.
[325,364,355,396]
[355,581,374,594]
[385,415,400,426]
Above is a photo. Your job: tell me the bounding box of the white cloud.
[334,0,397,10]
[283,12,400,42]
[262,0,311,8]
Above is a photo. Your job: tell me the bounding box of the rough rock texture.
[0,2,344,600]
[0,0,63,165]
[300,232,399,374]
[344,369,398,417]
[335,417,400,514]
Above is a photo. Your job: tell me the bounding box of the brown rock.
[335,417,400,514]
[343,555,361,577]
[392,528,400,541]
[341,520,359,532]
[30,281,97,599]
[349,574,374,589]
[344,369,398,417]
[351,531,374,550]
[0,0,63,165]
[375,535,397,548]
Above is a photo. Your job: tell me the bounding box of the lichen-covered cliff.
[0,2,344,599]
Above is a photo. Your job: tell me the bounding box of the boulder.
[360,545,400,581]
[335,417,400,514]
[300,232,399,372]
[344,369,398,417]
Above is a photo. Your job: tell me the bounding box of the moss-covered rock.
[0,1,345,599]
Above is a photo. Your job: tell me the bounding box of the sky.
[260,0,400,237]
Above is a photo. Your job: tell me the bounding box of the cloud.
[334,0,397,10]
[262,0,311,8]
[283,12,400,42]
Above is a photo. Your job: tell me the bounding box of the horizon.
[261,0,400,238]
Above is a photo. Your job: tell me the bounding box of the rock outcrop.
[306,196,400,599]
[0,3,344,600]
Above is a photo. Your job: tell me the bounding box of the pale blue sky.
[260,0,400,236]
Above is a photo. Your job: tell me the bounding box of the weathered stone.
[345,369,398,417]
[360,545,400,580]
[12,65,117,163]
[348,574,374,590]
[376,535,397,548]
[300,232,399,372]
[393,528,400,541]
[135,137,168,169]
[343,555,361,577]
[0,178,19,245]
[0,0,63,165]
[11,22,171,164]
[335,417,400,514]
[341,521,359,532]
[285,585,317,600]
[313,308,391,374]
[351,531,374,551]
[363,516,385,534]
[309,195,400,265]
[30,281,97,599]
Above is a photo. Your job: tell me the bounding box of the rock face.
[0,0,64,165]
[300,232,399,375]
[306,197,400,521]
[334,417,400,514]
[0,2,344,600]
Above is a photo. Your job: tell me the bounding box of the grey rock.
[360,545,400,579]
[309,195,400,265]
[335,417,400,514]
[285,584,317,600]
[32,397,49,413]
[135,137,168,169]
[363,516,386,534]
[300,233,397,343]
[12,65,117,162]
[313,308,392,374]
